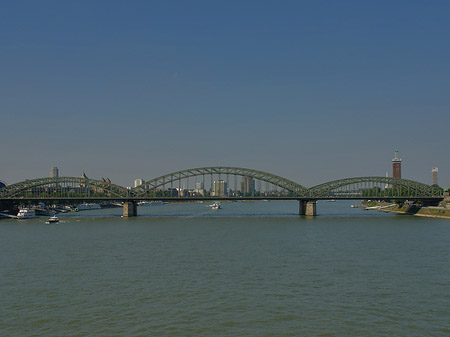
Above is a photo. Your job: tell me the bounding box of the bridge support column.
[300,200,317,216]
[299,200,307,215]
[123,201,137,217]
[305,201,317,216]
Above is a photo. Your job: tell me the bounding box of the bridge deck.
[1,196,443,202]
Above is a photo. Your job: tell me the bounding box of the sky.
[1,0,449,188]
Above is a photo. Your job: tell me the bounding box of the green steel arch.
[134,166,308,196]
[307,176,442,198]
[0,177,129,199]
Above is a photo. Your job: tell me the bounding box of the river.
[1,201,449,336]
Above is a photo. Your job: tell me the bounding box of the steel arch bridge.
[307,176,442,199]
[0,167,443,201]
[133,166,308,197]
[0,177,129,199]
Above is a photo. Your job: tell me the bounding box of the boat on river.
[17,208,36,219]
[46,216,59,224]
[138,201,164,206]
[209,202,221,210]
[76,203,101,211]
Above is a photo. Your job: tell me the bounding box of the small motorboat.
[46,216,59,224]
[209,202,221,210]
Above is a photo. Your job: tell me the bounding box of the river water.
[1,201,449,336]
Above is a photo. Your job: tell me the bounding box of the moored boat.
[138,201,164,206]
[76,203,101,211]
[17,208,36,219]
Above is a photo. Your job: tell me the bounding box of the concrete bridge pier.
[123,201,137,217]
[299,200,317,216]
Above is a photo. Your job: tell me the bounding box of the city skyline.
[2,157,445,191]
[1,1,449,187]
[1,150,446,188]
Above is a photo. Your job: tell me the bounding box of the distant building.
[167,188,178,197]
[432,168,438,186]
[241,176,255,196]
[194,181,205,195]
[177,188,190,197]
[134,179,145,188]
[0,180,6,189]
[392,150,402,179]
[213,180,228,197]
[50,167,59,178]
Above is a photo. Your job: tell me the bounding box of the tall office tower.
[241,176,255,195]
[194,181,205,195]
[392,150,402,179]
[50,167,59,178]
[134,179,144,188]
[213,180,228,197]
[431,168,438,186]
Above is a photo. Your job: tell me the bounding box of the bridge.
[0,166,443,217]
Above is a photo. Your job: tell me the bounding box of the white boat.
[209,202,221,210]
[17,208,36,219]
[76,203,101,211]
[138,201,164,206]
[46,216,59,224]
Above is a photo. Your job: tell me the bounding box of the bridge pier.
[123,201,137,217]
[299,200,306,215]
[299,200,317,216]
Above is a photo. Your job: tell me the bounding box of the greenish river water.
[1,201,449,336]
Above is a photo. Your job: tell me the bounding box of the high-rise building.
[50,167,59,178]
[213,180,228,197]
[194,181,205,195]
[134,179,144,188]
[431,168,438,186]
[241,176,255,196]
[392,151,402,179]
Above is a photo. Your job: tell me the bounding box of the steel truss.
[0,177,129,199]
[133,166,307,196]
[0,169,443,200]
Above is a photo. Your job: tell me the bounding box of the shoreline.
[375,204,450,219]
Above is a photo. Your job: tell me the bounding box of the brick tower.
[392,150,402,179]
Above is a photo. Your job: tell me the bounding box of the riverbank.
[375,204,450,219]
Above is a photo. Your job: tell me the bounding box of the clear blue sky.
[1,0,449,187]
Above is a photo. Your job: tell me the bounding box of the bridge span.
[0,167,443,217]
